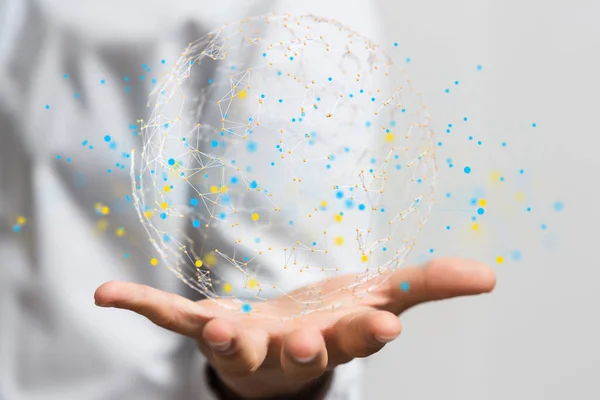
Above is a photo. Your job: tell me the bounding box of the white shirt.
[0,0,385,399]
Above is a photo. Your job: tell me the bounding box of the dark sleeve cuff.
[205,364,334,400]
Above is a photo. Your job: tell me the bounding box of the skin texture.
[95,258,496,398]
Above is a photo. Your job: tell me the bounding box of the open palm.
[95,258,495,398]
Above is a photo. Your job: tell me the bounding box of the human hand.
[94,258,495,398]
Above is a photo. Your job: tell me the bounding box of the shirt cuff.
[190,353,363,400]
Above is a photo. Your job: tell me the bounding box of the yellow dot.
[163,185,171,193]
[144,210,154,219]
[496,256,504,264]
[223,283,233,293]
[160,201,168,210]
[150,258,158,266]
[489,170,502,182]
[334,214,343,223]
[16,216,26,225]
[210,185,218,193]
[115,227,125,237]
[478,199,487,207]
[238,89,248,99]
[204,252,217,267]
[220,185,228,193]
[251,213,260,221]
[385,132,396,142]
[97,219,108,231]
[195,259,203,267]
[248,278,258,289]
[320,200,328,208]
[101,206,110,215]
[361,255,369,262]
[334,236,345,246]
[516,192,525,202]
[471,223,480,231]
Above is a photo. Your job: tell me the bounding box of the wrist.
[206,365,333,400]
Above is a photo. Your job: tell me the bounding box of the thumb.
[381,258,496,315]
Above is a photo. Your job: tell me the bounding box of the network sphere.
[132,14,437,318]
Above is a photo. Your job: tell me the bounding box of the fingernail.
[374,334,398,344]
[208,340,232,353]
[294,354,317,364]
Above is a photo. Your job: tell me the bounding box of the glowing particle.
[220,186,228,193]
[45,104,50,109]
[478,199,487,207]
[400,281,410,292]
[532,123,537,128]
[101,206,110,215]
[241,303,252,313]
[477,208,485,215]
[553,201,564,212]
[115,227,125,237]
[163,185,171,193]
[471,223,480,231]
[210,185,219,193]
[160,201,168,209]
[516,192,525,202]
[496,256,504,264]
[248,278,258,289]
[223,283,233,293]
[204,252,218,267]
[385,132,395,142]
[334,214,343,223]
[195,259,203,267]
[361,255,369,262]
[490,170,502,182]
[477,64,483,71]
[16,216,27,225]
[238,90,248,99]
[144,210,154,219]
[168,158,176,166]
[150,258,159,266]
[251,213,260,221]
[511,250,522,261]
[334,236,345,246]
[464,166,472,174]
[104,135,111,142]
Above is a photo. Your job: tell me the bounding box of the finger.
[383,258,496,315]
[94,281,212,337]
[281,327,327,381]
[326,310,401,366]
[202,318,268,377]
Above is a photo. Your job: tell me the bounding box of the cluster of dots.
[131,14,437,318]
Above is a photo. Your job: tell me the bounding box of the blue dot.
[446,193,451,198]
[12,224,21,232]
[160,212,167,219]
[336,191,344,199]
[100,79,106,84]
[445,88,450,93]
[511,250,522,261]
[477,64,483,71]
[446,225,451,230]
[247,141,257,152]
[168,158,175,166]
[394,42,399,47]
[211,140,218,148]
[190,198,198,206]
[241,303,252,313]
[429,248,434,253]
[406,57,411,63]
[249,180,258,189]
[454,80,459,85]
[541,224,547,230]
[464,166,472,174]
[532,123,537,128]
[358,204,366,211]
[400,281,410,292]
[553,201,564,212]
[463,117,468,121]
[63,73,68,79]
[192,220,200,228]
[74,93,80,99]
[104,135,111,142]
[45,104,50,109]
[477,208,485,215]
[278,99,283,103]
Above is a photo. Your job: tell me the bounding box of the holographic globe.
[132,14,437,318]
